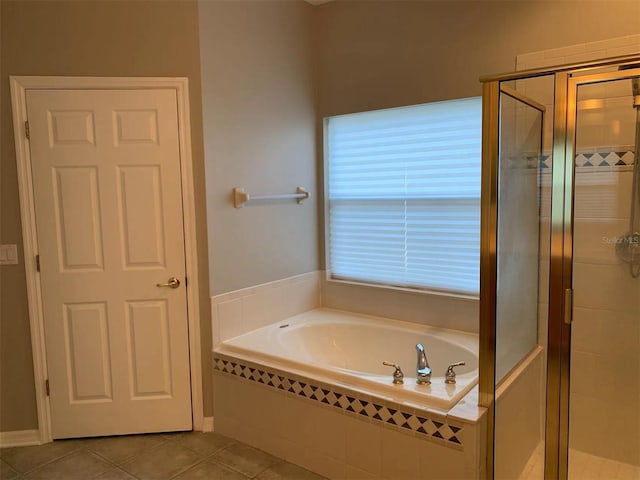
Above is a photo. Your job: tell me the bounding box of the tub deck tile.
[214,354,468,450]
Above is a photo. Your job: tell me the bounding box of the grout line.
[7,446,82,475]
[83,447,121,467]
[166,456,211,480]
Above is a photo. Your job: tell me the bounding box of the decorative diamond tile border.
[213,356,464,448]
[575,149,635,168]
[506,149,635,170]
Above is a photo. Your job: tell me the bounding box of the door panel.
[53,166,104,271]
[117,165,166,268]
[126,300,173,398]
[63,302,112,402]
[48,110,96,146]
[27,89,192,438]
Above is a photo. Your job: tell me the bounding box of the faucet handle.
[382,361,404,384]
[444,362,466,384]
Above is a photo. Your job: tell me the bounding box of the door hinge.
[25,121,30,139]
[36,254,40,272]
[45,379,50,396]
[184,276,187,287]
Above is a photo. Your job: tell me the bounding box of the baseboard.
[202,417,214,432]
[0,429,41,448]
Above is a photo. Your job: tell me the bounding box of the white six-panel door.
[26,89,192,438]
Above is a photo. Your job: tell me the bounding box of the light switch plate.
[0,245,19,265]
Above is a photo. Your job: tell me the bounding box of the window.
[325,98,481,295]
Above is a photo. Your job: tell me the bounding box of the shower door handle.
[157,277,181,289]
[564,288,573,325]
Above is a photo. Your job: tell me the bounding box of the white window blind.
[325,97,481,295]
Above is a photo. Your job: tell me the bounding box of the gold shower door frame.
[479,55,640,480]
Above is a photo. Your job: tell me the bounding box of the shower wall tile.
[571,163,639,465]
[569,394,640,465]
[573,262,639,312]
[542,42,588,60]
[571,307,604,355]
[516,34,640,71]
[574,170,634,219]
[211,271,321,345]
[572,349,639,403]
[607,44,640,58]
[572,308,639,371]
[597,34,640,49]
[563,50,608,64]
[569,350,602,397]
[573,218,630,265]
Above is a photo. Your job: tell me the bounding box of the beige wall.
[315,1,640,117]
[199,0,317,295]
[0,0,212,431]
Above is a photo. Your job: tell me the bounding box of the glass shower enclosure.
[480,56,640,479]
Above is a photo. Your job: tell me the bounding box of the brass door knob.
[156,277,180,289]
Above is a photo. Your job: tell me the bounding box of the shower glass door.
[566,69,640,479]
[492,79,550,480]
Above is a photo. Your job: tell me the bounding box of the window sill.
[324,275,480,302]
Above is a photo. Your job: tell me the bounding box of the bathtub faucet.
[416,343,431,385]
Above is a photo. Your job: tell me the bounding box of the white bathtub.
[215,308,478,411]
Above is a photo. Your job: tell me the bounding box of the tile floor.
[0,432,325,480]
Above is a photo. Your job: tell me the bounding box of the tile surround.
[212,367,484,480]
[516,34,640,71]
[212,271,321,345]
[213,355,465,448]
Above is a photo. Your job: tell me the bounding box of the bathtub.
[215,308,478,411]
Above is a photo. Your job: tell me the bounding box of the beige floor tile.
[0,439,82,474]
[0,432,324,480]
[120,443,202,480]
[256,460,327,480]
[212,443,279,478]
[23,450,112,480]
[0,459,20,480]
[159,432,188,442]
[85,434,167,465]
[173,460,248,479]
[169,432,236,456]
[93,467,138,480]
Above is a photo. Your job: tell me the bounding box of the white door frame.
[10,76,204,443]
